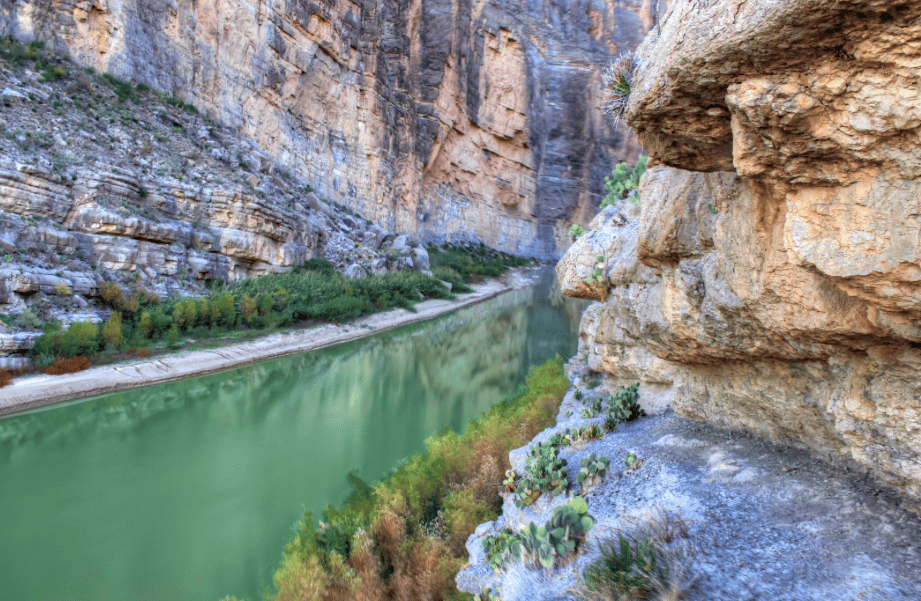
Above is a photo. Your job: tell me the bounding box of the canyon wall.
[558,0,921,501]
[0,0,658,257]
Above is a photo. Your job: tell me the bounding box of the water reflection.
[0,270,583,601]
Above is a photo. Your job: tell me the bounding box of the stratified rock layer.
[0,0,656,257]
[559,1,921,501]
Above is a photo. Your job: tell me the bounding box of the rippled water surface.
[0,271,584,601]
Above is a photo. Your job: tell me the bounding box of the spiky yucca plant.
[603,52,639,123]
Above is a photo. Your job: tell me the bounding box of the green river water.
[0,271,584,601]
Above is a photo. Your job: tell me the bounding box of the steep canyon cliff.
[1,0,658,257]
[559,0,921,503]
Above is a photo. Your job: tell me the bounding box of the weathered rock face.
[559,0,921,501]
[0,0,656,257]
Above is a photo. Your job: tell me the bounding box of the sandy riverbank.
[0,270,539,417]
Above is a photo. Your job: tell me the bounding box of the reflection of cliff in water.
[0,269,584,601]
[0,271,580,467]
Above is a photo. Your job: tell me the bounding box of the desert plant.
[602,155,648,209]
[581,424,604,441]
[503,469,517,492]
[574,389,583,401]
[581,397,603,419]
[585,378,602,390]
[569,224,586,241]
[547,431,572,450]
[483,529,522,571]
[604,383,645,430]
[514,443,568,508]
[581,534,669,600]
[577,453,610,491]
[603,52,639,123]
[519,521,554,569]
[545,501,594,557]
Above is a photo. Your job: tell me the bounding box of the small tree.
[137,311,153,339]
[197,297,211,327]
[166,325,179,348]
[210,293,237,328]
[174,299,196,331]
[240,294,257,323]
[102,311,123,349]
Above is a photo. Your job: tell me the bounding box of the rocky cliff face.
[558,0,921,502]
[0,0,658,257]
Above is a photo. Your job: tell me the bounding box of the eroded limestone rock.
[559,0,921,501]
[1,0,656,257]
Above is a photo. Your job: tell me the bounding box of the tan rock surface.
[1,0,657,257]
[558,0,921,500]
[561,168,921,501]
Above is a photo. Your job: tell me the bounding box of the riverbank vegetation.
[25,246,531,374]
[268,357,569,601]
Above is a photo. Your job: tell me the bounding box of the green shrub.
[602,155,648,209]
[299,257,336,276]
[60,321,100,358]
[210,293,237,327]
[0,38,38,64]
[569,224,585,241]
[41,65,66,82]
[196,297,211,327]
[29,321,63,360]
[443,489,497,551]
[428,244,530,283]
[431,267,474,294]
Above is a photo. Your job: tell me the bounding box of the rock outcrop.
[558,0,921,502]
[0,0,657,257]
[457,381,921,600]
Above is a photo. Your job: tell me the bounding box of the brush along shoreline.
[0,268,541,417]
